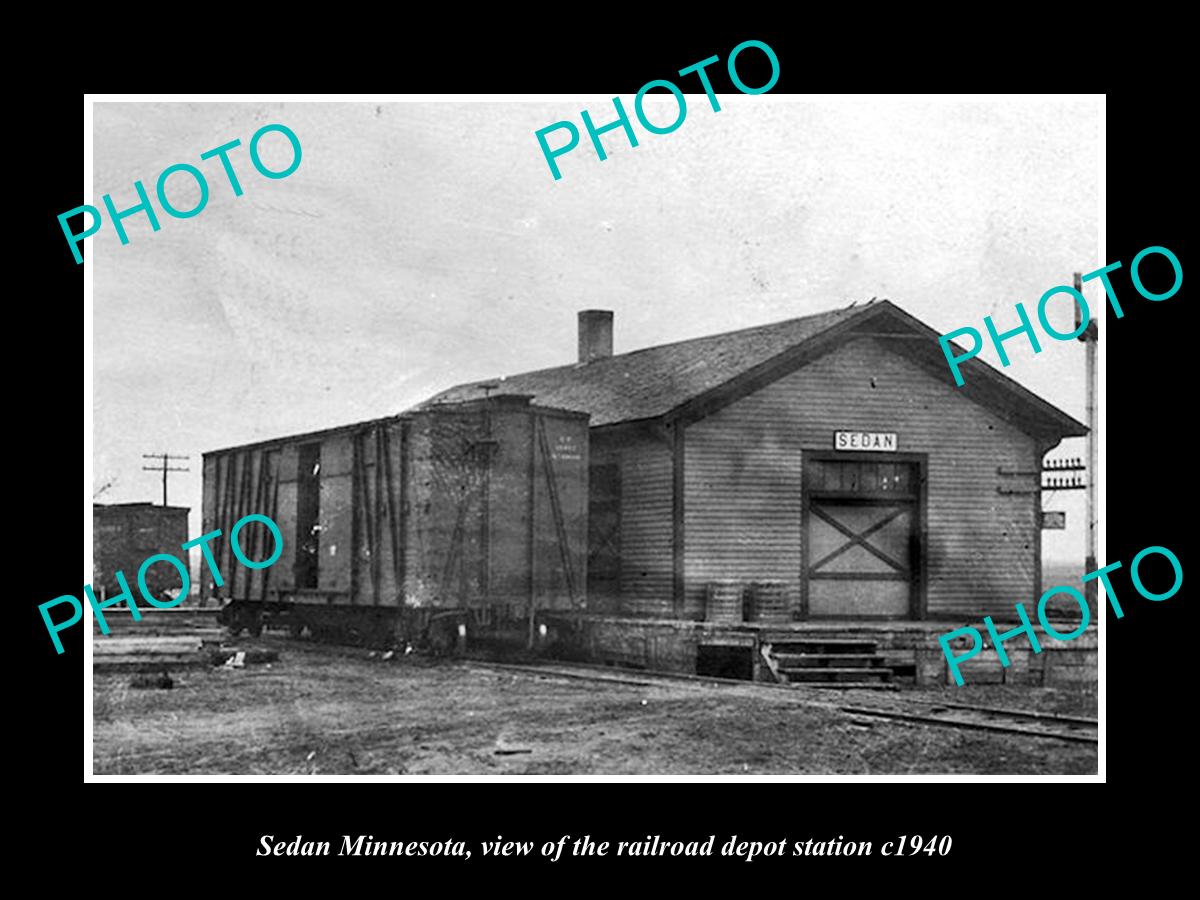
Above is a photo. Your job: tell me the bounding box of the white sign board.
[834,431,898,452]
[1040,510,1067,530]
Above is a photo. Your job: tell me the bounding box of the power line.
[142,453,190,507]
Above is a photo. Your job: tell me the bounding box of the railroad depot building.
[425,300,1093,685]
[204,299,1095,686]
[431,301,1083,622]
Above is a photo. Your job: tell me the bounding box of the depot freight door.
[801,454,925,618]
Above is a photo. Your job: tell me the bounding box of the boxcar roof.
[204,400,589,457]
[419,300,1087,441]
[93,502,190,512]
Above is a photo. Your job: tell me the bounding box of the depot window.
[806,459,918,496]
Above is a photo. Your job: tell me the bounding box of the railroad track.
[461,659,784,692]
[841,701,1098,744]
[461,659,1098,745]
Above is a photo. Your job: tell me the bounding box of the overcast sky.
[91,97,1100,564]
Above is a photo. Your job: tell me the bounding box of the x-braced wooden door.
[802,455,924,618]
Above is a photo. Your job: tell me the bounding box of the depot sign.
[835,431,897,451]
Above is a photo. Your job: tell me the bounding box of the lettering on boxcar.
[552,434,582,461]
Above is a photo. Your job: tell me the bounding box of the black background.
[21,23,1189,887]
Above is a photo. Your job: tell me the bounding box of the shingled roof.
[420,306,863,427]
[418,300,1087,440]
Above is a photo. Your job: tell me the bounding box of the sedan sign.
[834,431,898,452]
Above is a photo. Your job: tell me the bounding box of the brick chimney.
[578,310,613,363]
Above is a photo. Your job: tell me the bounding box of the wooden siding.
[533,413,589,607]
[272,445,299,592]
[683,336,1040,621]
[348,423,406,608]
[201,403,588,614]
[318,433,354,596]
[199,447,284,603]
[591,428,674,617]
[684,404,803,620]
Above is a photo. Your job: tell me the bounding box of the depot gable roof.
[418,300,1087,442]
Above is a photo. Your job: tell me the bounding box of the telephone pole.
[1073,273,1098,607]
[142,454,190,506]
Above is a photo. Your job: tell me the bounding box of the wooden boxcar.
[200,395,588,647]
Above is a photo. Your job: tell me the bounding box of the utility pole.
[142,454,190,506]
[1074,274,1098,607]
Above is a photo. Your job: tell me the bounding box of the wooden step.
[773,652,885,668]
[791,681,900,691]
[94,636,202,654]
[767,639,879,655]
[783,667,893,683]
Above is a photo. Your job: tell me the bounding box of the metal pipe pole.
[1085,303,1097,602]
[1074,273,1098,606]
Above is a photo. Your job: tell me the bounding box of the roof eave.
[870,302,1089,439]
[661,300,1087,442]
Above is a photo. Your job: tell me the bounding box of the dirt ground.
[92,636,1097,776]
